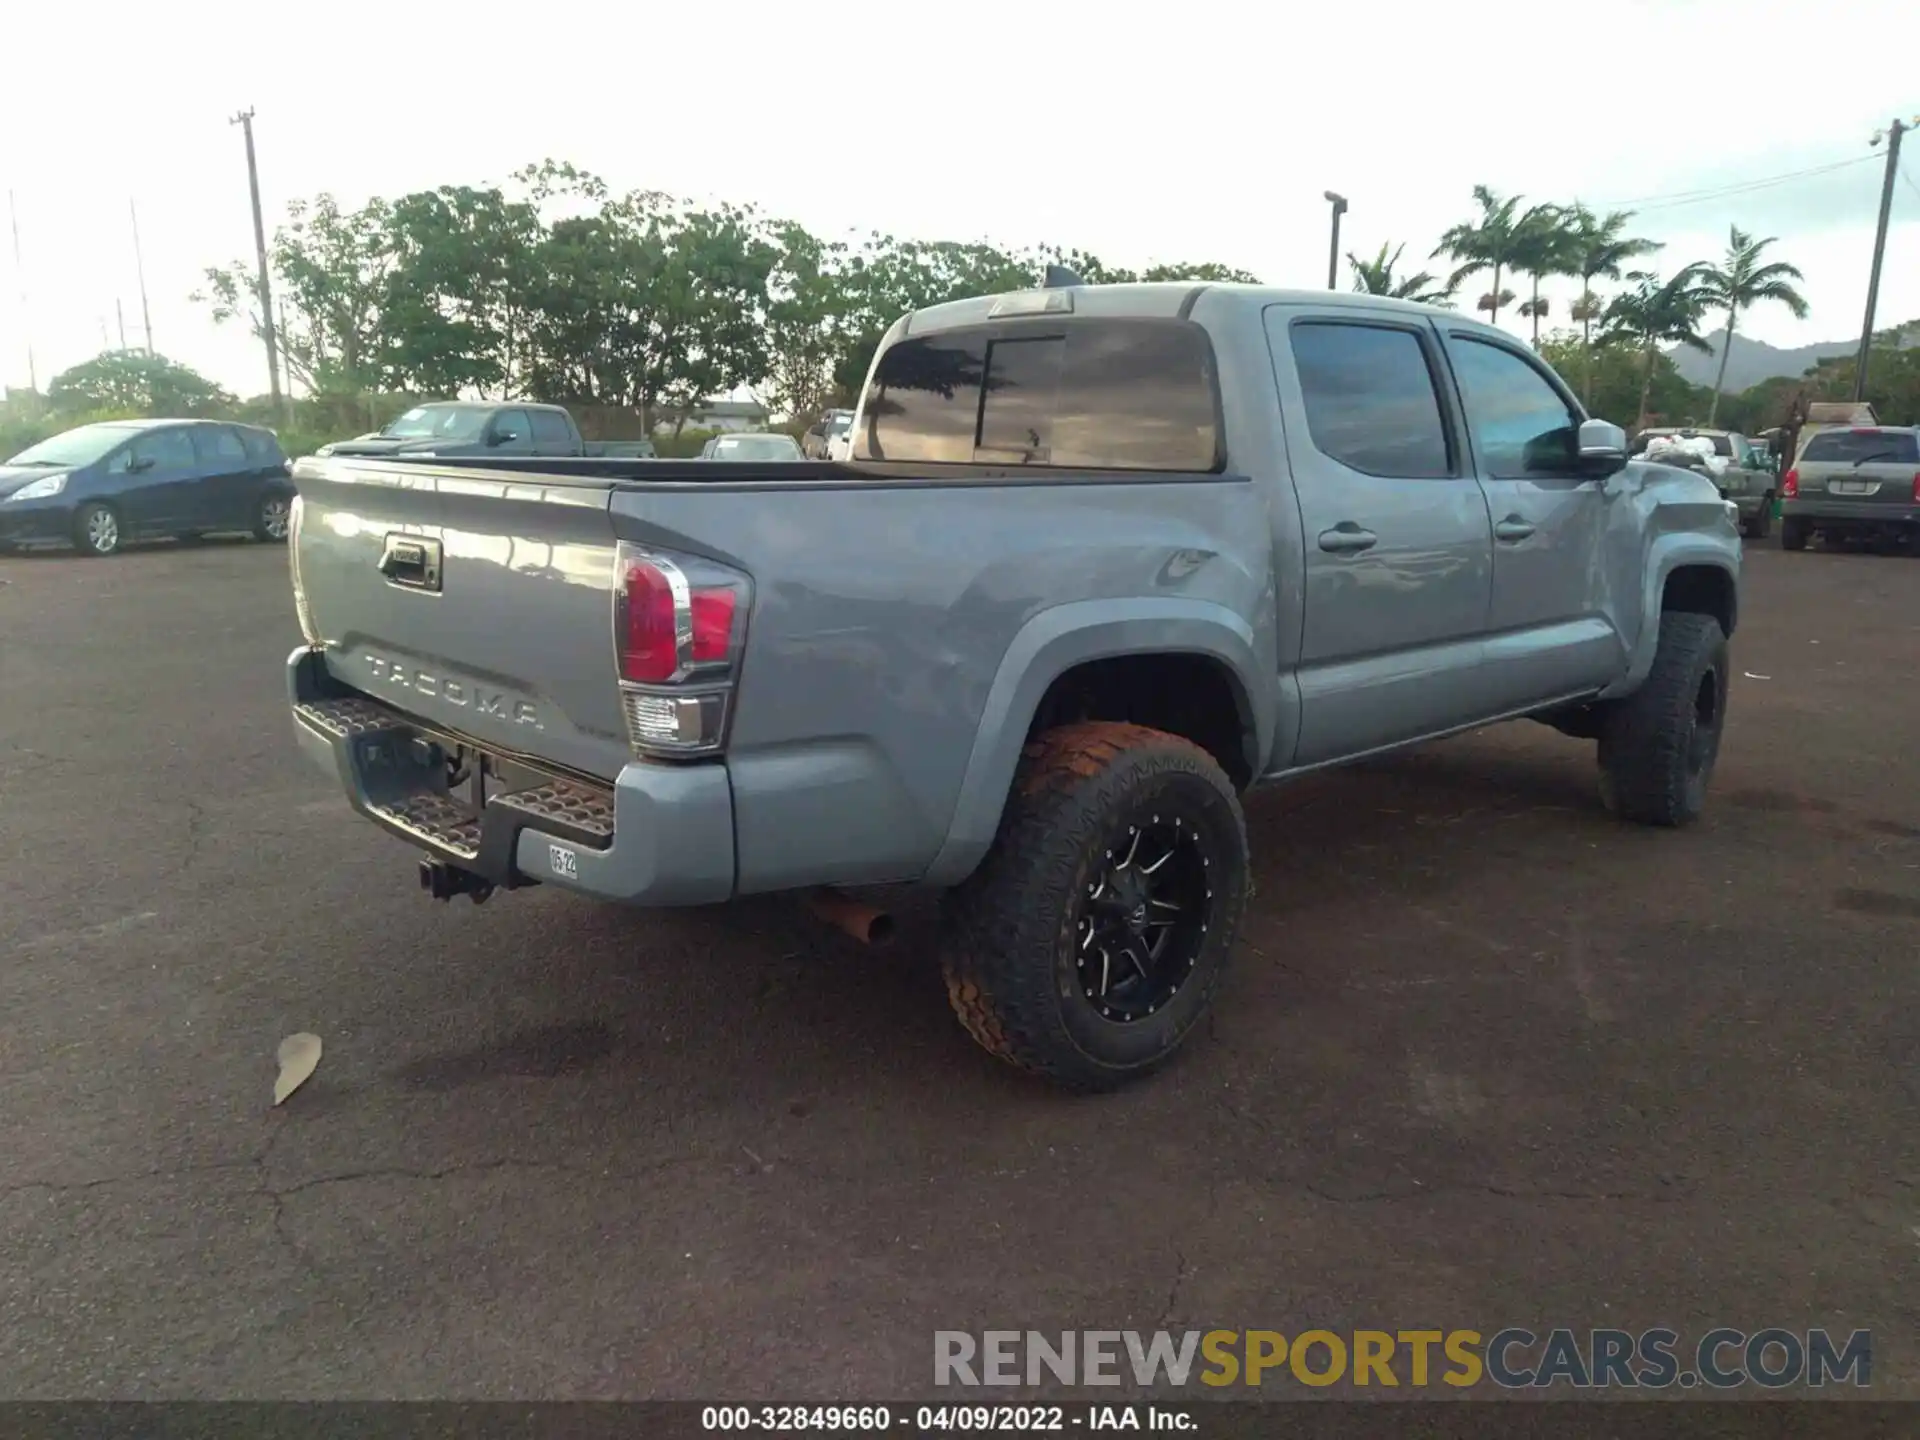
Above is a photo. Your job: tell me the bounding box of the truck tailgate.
[293,461,633,778]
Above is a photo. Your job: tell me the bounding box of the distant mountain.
[1668,321,1920,393]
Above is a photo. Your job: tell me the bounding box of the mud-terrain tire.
[940,721,1248,1091]
[1597,611,1729,828]
[1781,517,1810,551]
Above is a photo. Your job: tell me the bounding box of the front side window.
[1448,337,1579,479]
[127,429,198,471]
[490,410,531,444]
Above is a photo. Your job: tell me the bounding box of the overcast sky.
[4,0,1916,400]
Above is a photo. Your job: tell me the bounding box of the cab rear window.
[856,318,1222,472]
[1801,429,1919,464]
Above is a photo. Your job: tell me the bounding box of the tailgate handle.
[378,534,443,592]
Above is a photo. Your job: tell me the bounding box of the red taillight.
[619,558,679,683]
[618,557,739,683]
[618,556,737,683]
[613,545,750,756]
[1782,467,1799,499]
[1912,472,1920,504]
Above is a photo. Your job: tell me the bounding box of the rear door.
[1265,307,1495,765]
[1796,428,1920,510]
[187,424,253,528]
[1439,330,1620,708]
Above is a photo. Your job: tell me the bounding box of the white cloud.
[3,0,1915,395]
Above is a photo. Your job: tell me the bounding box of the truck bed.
[288,452,1270,895]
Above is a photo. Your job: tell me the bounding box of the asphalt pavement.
[1,536,1916,1399]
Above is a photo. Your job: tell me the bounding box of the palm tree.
[1601,265,1716,431]
[1509,203,1575,347]
[1347,243,1456,305]
[1699,226,1809,425]
[1433,186,1526,327]
[1563,205,1663,405]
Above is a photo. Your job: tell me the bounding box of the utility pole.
[130,200,154,353]
[7,189,34,392]
[116,298,127,350]
[230,107,286,419]
[1323,191,1348,290]
[1854,117,1912,403]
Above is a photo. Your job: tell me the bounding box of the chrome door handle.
[1317,524,1378,554]
[1494,517,1536,543]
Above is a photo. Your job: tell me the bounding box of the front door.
[1265,307,1495,767]
[108,427,200,535]
[1440,332,1621,711]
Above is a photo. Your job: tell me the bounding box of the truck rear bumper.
[1782,498,1920,528]
[287,646,735,905]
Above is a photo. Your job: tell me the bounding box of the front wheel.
[940,722,1248,1091]
[254,492,292,543]
[72,502,122,557]
[1597,611,1729,827]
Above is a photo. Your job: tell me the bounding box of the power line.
[1586,154,1878,212]
[1902,164,1920,205]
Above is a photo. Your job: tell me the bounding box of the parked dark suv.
[0,419,294,557]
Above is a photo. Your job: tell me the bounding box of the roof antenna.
[1042,264,1083,289]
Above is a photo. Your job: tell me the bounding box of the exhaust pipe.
[805,887,895,946]
[419,859,495,905]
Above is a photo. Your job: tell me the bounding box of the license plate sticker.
[1829,479,1878,496]
[548,843,579,880]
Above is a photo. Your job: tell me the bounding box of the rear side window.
[1801,429,1919,464]
[529,409,574,446]
[857,318,1220,471]
[1288,321,1451,478]
[238,428,284,464]
[191,426,248,468]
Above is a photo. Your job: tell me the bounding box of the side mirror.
[485,429,513,447]
[1576,418,1628,477]
[129,456,156,473]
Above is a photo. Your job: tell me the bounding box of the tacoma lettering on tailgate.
[363,654,543,729]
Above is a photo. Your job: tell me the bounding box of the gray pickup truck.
[286,278,1743,1090]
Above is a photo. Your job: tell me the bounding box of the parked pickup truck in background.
[1628,427,1776,540]
[286,277,1742,1090]
[315,401,656,460]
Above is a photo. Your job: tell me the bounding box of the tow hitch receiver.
[419,859,495,905]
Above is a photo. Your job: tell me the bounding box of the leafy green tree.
[1561,205,1663,406]
[46,350,234,416]
[196,194,401,395]
[755,220,851,422]
[1434,185,1527,327]
[1698,225,1809,425]
[1601,266,1717,430]
[1539,330,1703,430]
[1347,243,1455,304]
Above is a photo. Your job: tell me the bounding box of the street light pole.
[1853,117,1912,403]
[1324,191,1348,290]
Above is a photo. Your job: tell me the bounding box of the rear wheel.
[940,722,1248,1091]
[1781,517,1809,551]
[1597,611,1728,828]
[254,492,292,543]
[72,502,121,557]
